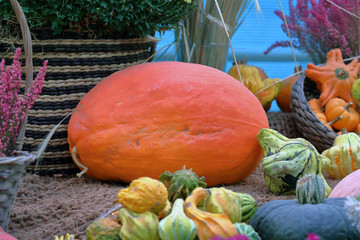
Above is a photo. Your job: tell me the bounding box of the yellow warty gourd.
[117,177,168,214]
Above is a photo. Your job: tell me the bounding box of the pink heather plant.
[306,232,320,240]
[0,48,47,157]
[264,0,360,65]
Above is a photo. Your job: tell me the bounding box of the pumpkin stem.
[335,68,349,80]
[71,146,88,178]
[296,175,325,204]
[327,115,342,126]
[341,128,348,135]
[344,102,353,111]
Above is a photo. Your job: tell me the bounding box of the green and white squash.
[257,128,331,196]
[158,198,197,240]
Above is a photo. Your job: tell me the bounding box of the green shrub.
[0,0,197,38]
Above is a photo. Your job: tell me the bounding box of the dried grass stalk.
[177,0,253,71]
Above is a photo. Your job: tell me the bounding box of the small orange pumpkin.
[305,49,360,107]
[324,98,360,131]
[276,66,302,112]
[308,98,334,130]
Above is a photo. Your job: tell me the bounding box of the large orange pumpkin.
[67,61,269,186]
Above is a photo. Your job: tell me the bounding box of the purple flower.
[0,48,48,157]
[265,0,360,65]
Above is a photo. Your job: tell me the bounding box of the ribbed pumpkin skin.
[249,198,359,240]
[68,61,268,186]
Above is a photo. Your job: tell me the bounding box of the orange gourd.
[324,98,360,132]
[307,98,334,130]
[67,61,269,186]
[305,49,360,107]
[183,187,238,240]
[276,66,302,112]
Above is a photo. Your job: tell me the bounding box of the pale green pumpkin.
[257,128,331,196]
[158,198,197,240]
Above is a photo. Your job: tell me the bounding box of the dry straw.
[176,0,255,71]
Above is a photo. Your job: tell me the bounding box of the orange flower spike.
[305,49,360,107]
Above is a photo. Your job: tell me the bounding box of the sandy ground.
[6,168,340,240]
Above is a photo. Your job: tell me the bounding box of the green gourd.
[257,128,331,196]
[296,175,325,204]
[159,167,207,203]
[198,188,257,224]
[234,223,260,240]
[184,187,238,240]
[351,78,360,107]
[237,193,257,223]
[199,187,242,223]
[117,208,159,240]
[85,216,121,240]
[249,175,359,240]
[158,198,197,240]
[322,128,360,179]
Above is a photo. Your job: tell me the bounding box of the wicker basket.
[0,151,35,231]
[266,112,302,139]
[1,31,157,175]
[291,73,338,152]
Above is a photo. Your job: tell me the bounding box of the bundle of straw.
[177,0,253,71]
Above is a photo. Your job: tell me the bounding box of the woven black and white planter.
[0,35,157,175]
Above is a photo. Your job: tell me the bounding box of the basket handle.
[9,0,34,151]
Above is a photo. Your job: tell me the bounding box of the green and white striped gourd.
[158,198,197,240]
[237,193,257,222]
[296,175,325,204]
[234,222,260,240]
[199,187,242,223]
[199,188,258,223]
